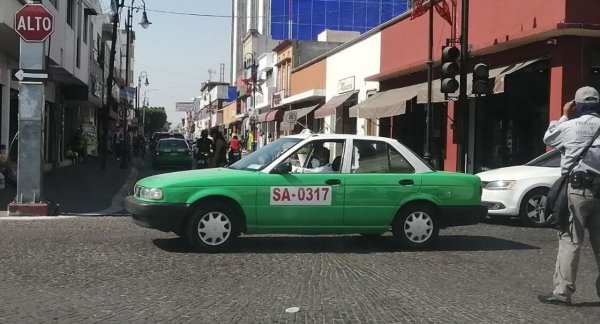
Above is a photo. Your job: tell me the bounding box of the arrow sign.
[13,69,48,82]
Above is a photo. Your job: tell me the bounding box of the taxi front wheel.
[186,202,239,252]
[392,204,439,249]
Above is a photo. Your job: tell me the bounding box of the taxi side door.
[343,139,422,230]
[255,139,347,232]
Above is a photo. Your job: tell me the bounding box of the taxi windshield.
[228,137,302,171]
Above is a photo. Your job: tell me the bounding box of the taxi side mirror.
[272,162,292,174]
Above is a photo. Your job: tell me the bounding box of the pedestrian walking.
[539,86,600,305]
[114,129,124,161]
[210,128,227,167]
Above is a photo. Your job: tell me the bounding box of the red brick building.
[367,0,600,173]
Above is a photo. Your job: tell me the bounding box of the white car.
[476,150,561,227]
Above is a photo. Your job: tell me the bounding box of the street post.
[8,3,57,215]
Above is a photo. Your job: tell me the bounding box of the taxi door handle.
[325,179,341,185]
[399,179,414,186]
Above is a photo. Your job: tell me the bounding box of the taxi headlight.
[139,187,163,200]
[484,180,516,190]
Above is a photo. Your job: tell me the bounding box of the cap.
[574,86,600,103]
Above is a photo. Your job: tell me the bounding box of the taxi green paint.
[126,134,486,251]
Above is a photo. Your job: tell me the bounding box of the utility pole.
[423,2,434,166]
[120,1,133,169]
[458,0,470,173]
[101,0,123,171]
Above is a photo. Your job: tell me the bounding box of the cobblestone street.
[0,217,598,323]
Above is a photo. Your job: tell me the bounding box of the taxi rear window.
[158,139,188,149]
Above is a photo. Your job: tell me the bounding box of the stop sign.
[14,4,54,42]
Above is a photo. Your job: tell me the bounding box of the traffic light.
[441,46,460,94]
[472,63,490,95]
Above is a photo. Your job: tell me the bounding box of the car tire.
[518,188,552,227]
[186,202,238,252]
[392,203,439,249]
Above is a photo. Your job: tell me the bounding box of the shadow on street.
[571,301,600,308]
[152,234,539,254]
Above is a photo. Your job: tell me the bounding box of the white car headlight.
[139,187,163,200]
[484,180,516,190]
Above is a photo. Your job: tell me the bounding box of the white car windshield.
[228,137,303,171]
[525,150,560,167]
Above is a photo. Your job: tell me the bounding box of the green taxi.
[126,134,486,252]
[151,138,193,170]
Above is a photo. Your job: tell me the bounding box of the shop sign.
[175,102,194,112]
[82,123,98,157]
[338,76,355,94]
[120,86,136,104]
[91,75,102,98]
[272,90,285,107]
[255,93,265,105]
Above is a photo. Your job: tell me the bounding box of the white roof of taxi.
[285,133,399,143]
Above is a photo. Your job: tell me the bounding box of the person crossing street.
[539,86,600,305]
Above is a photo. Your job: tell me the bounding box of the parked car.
[149,132,184,150]
[151,138,193,170]
[476,150,561,227]
[125,134,486,252]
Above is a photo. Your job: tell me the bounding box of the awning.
[416,57,545,103]
[492,58,545,93]
[314,91,358,119]
[257,109,284,122]
[349,84,423,119]
[280,104,320,132]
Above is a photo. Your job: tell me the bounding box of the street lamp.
[119,0,151,169]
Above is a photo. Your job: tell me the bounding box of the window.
[66,0,74,27]
[289,140,345,174]
[83,15,89,44]
[351,140,415,174]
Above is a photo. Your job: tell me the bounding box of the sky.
[100,0,232,126]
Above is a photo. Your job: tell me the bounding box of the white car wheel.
[197,211,231,246]
[519,188,552,227]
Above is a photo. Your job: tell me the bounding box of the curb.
[83,158,144,216]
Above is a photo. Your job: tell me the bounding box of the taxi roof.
[284,132,399,144]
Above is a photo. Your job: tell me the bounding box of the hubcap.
[527,195,549,224]
[404,211,433,243]
[197,211,231,246]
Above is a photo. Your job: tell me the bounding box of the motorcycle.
[196,151,211,169]
[228,149,242,164]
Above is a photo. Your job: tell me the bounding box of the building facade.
[271,0,409,40]
[0,0,139,174]
[279,0,600,174]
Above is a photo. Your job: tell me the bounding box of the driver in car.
[292,147,333,173]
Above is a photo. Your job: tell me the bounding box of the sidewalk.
[0,155,143,215]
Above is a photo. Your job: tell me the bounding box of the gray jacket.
[543,114,600,174]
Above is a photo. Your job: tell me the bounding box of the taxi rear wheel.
[186,202,238,252]
[392,204,439,249]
